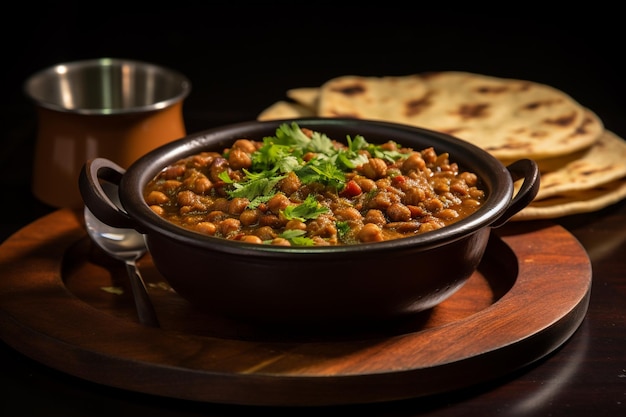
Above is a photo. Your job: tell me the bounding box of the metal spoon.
[84,205,160,328]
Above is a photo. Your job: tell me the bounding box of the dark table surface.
[2,8,625,416]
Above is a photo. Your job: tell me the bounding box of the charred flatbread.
[257,100,315,121]
[516,130,626,201]
[255,72,623,220]
[316,74,429,122]
[511,176,626,220]
[317,71,600,160]
[286,87,320,112]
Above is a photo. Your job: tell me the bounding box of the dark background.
[4,8,625,222]
[4,7,625,226]
[2,6,626,416]
[5,7,626,131]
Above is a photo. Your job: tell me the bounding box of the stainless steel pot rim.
[24,57,191,115]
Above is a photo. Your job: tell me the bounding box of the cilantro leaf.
[336,220,351,238]
[282,194,328,222]
[274,229,316,246]
[226,173,284,201]
[273,122,313,149]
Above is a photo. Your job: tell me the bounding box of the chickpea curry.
[143,123,485,246]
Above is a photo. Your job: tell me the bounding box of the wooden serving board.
[0,209,592,407]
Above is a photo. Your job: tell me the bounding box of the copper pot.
[26,58,191,208]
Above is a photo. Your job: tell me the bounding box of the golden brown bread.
[256,72,624,220]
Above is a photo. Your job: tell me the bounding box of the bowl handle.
[490,159,540,228]
[78,158,136,229]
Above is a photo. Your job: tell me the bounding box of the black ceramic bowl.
[80,118,539,328]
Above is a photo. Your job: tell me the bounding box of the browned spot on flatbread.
[404,93,433,117]
[331,84,366,96]
[523,98,565,110]
[512,127,547,139]
[571,114,596,136]
[511,127,548,139]
[475,85,509,94]
[575,164,619,177]
[485,141,534,151]
[544,111,578,127]
[454,103,490,120]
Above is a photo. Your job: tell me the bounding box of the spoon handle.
[125,260,160,328]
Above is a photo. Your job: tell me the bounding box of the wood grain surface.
[0,209,591,406]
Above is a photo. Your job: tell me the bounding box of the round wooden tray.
[0,209,591,406]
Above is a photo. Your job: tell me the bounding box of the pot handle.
[490,159,540,228]
[78,158,136,229]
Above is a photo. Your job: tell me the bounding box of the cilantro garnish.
[274,229,316,246]
[336,220,351,238]
[282,194,328,222]
[222,122,408,223]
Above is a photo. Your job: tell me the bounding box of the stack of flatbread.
[257,72,626,221]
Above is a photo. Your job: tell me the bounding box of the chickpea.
[231,139,257,153]
[354,176,376,193]
[423,198,444,212]
[239,209,260,226]
[208,157,230,183]
[285,219,307,231]
[183,173,212,194]
[177,190,206,211]
[419,218,444,233]
[357,223,384,243]
[364,209,386,226]
[469,189,485,199]
[435,209,460,220]
[360,158,387,180]
[228,197,250,215]
[431,177,450,194]
[403,187,427,206]
[162,164,185,179]
[145,190,169,205]
[267,193,291,214]
[205,210,227,223]
[271,238,291,246]
[450,180,470,196]
[307,215,337,239]
[194,222,217,235]
[160,180,182,192]
[278,171,302,195]
[368,191,396,210]
[258,213,283,228]
[421,147,437,164]
[211,198,230,212]
[253,226,276,241]
[401,153,426,173]
[219,218,241,236]
[462,199,481,208]
[334,207,362,222]
[387,203,412,222]
[458,172,479,187]
[149,205,165,216]
[189,152,218,168]
[239,235,263,244]
[228,148,252,170]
